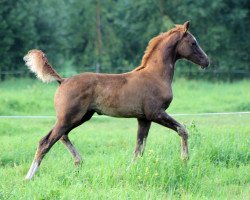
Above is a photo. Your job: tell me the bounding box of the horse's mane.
[133,25,183,71]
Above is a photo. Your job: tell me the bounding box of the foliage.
[0,0,249,77]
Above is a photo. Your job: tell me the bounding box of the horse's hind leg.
[60,111,95,165]
[25,110,95,180]
[132,119,151,162]
[60,135,82,165]
[25,122,70,180]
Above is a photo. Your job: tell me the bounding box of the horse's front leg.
[133,119,151,161]
[152,110,189,160]
[128,119,151,169]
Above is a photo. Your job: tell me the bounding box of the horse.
[24,21,209,180]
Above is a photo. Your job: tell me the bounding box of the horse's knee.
[177,126,188,140]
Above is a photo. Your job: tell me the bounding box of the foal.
[24,21,209,180]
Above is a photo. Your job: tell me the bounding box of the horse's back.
[53,72,136,119]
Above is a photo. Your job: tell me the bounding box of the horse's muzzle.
[200,57,210,69]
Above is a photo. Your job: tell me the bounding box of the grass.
[0,78,250,199]
[1,78,250,115]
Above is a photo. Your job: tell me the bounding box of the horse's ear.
[183,21,190,32]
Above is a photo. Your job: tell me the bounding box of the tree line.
[0,0,249,79]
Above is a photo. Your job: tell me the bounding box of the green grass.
[1,78,250,115]
[0,78,250,199]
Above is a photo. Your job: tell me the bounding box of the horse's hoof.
[74,160,82,166]
[181,153,189,161]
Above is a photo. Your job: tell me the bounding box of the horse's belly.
[93,103,144,118]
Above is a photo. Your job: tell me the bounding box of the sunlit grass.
[0,115,249,199]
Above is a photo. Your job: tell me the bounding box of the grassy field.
[0,78,250,199]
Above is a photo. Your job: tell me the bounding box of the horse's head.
[176,21,209,68]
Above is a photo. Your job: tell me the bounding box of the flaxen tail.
[24,49,63,83]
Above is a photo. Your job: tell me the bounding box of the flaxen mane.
[133,25,184,71]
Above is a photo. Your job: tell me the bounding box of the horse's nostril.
[200,60,209,69]
[202,57,209,68]
[205,59,210,67]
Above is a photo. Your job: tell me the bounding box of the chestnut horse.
[24,21,209,180]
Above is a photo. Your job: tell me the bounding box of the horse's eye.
[192,42,196,46]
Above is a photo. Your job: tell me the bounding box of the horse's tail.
[24,49,63,84]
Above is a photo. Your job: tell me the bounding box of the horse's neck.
[145,43,177,84]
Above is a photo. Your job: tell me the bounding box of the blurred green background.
[0,0,249,80]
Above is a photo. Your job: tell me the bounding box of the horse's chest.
[162,94,173,109]
[150,92,173,110]
[160,88,173,109]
